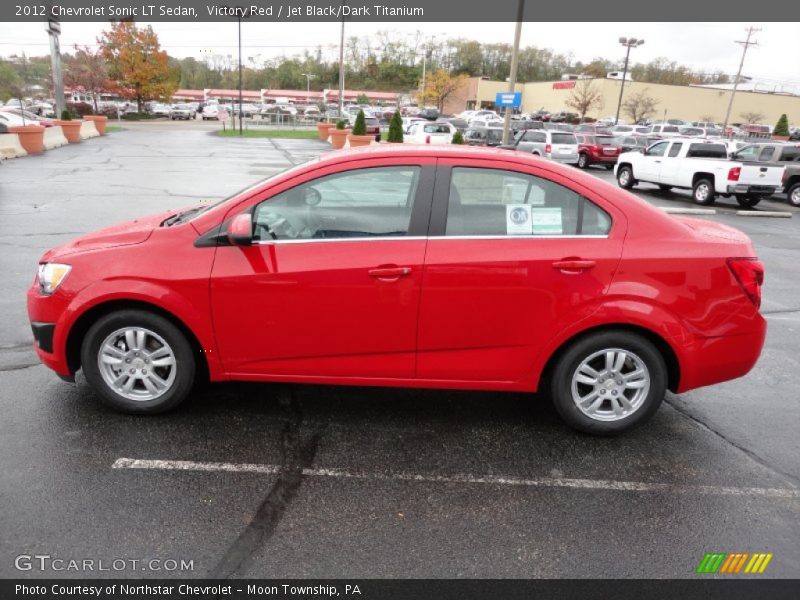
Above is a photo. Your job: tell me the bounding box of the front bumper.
[726,184,778,195]
[27,286,72,377]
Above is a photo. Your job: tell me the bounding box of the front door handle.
[552,259,596,273]
[368,266,412,280]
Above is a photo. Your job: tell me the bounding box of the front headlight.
[37,263,71,295]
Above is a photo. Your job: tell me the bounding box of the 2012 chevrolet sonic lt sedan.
[27,145,766,434]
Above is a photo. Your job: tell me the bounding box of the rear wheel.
[692,178,716,205]
[787,182,800,207]
[577,153,589,169]
[81,310,196,414]
[549,331,667,435]
[617,165,635,189]
[736,195,762,209]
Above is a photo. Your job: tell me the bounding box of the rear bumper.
[589,154,619,164]
[549,153,579,164]
[676,319,767,393]
[726,184,778,195]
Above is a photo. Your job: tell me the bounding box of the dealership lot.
[1,122,798,578]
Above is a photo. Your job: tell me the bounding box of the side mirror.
[227,213,253,246]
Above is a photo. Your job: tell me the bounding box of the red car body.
[576,134,622,167]
[28,146,765,421]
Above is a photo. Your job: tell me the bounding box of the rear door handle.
[552,259,596,273]
[368,266,412,280]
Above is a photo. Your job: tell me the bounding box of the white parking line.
[735,211,793,218]
[658,207,717,215]
[112,458,800,499]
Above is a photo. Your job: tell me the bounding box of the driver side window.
[647,142,669,157]
[253,167,420,241]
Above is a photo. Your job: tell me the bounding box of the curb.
[735,211,793,218]
[659,207,717,215]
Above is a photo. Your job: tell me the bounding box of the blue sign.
[495,92,522,108]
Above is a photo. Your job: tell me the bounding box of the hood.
[672,216,751,243]
[40,209,178,260]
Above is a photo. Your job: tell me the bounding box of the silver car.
[514,130,580,164]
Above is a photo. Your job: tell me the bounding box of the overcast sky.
[1,21,797,88]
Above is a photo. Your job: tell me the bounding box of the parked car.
[733,142,800,206]
[648,124,682,138]
[615,138,785,207]
[201,105,221,120]
[0,110,44,127]
[27,145,767,435]
[614,135,650,153]
[789,129,800,141]
[0,108,53,126]
[549,111,578,123]
[463,126,504,147]
[148,103,171,118]
[402,116,426,133]
[512,120,545,134]
[466,110,499,123]
[405,121,456,144]
[576,124,613,135]
[169,104,196,120]
[575,134,621,169]
[512,129,580,165]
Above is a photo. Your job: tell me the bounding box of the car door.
[636,140,670,182]
[210,159,435,379]
[416,159,625,384]
[658,141,684,185]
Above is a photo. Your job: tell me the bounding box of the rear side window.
[668,143,683,157]
[781,148,800,161]
[687,144,727,158]
[758,147,776,161]
[424,124,451,134]
[663,126,679,133]
[445,167,611,237]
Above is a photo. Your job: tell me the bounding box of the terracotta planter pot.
[55,120,82,143]
[317,122,335,141]
[329,128,351,149]
[348,134,374,147]
[8,125,46,154]
[84,115,109,135]
[772,135,789,141]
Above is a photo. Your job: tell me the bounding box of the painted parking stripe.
[658,207,717,215]
[112,458,800,499]
[735,211,792,217]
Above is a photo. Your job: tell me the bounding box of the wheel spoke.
[612,351,627,373]
[150,356,175,368]
[623,368,648,389]
[141,376,160,395]
[135,329,146,352]
[579,391,602,411]
[121,375,136,394]
[125,330,137,352]
[100,354,123,366]
[605,351,615,372]
[149,346,171,360]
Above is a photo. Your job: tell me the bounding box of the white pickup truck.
[615,138,785,207]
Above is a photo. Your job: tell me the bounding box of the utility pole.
[237,14,243,135]
[501,0,525,145]
[614,37,644,125]
[722,26,760,134]
[46,14,65,118]
[337,0,346,118]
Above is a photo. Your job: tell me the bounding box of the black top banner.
[3,0,800,22]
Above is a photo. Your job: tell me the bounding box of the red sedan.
[27,146,766,434]
[576,133,622,169]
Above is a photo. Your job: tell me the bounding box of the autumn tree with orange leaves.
[98,22,178,112]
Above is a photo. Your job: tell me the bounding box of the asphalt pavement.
[1,121,798,579]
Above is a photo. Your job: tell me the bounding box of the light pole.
[45,15,65,118]
[614,37,644,125]
[501,0,525,146]
[302,73,315,95]
[337,0,345,118]
[237,16,243,135]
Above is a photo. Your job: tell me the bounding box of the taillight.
[545,143,552,154]
[728,167,741,181]
[425,135,431,144]
[727,258,764,309]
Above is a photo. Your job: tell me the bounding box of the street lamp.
[302,73,315,95]
[614,36,644,126]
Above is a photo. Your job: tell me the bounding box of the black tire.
[692,178,716,205]
[736,195,762,209]
[549,330,667,435]
[787,182,800,207]
[577,153,589,169]
[658,185,672,191]
[81,309,196,414]
[617,165,636,189]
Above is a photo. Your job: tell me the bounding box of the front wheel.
[692,178,716,205]
[736,195,762,209]
[81,310,196,414]
[577,153,589,169]
[549,331,667,435]
[787,182,800,207]
[617,165,635,189]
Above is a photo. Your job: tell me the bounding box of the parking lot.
[1,121,798,578]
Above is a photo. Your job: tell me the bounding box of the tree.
[740,111,765,124]
[565,79,603,119]
[622,89,659,123]
[419,69,468,111]
[0,60,23,102]
[64,46,109,113]
[581,59,614,79]
[774,114,790,136]
[355,93,370,105]
[387,110,403,143]
[98,21,178,112]
[451,130,464,144]
[352,110,367,135]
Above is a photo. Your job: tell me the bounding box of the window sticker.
[506,204,533,235]
[531,207,563,234]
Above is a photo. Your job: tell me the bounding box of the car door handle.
[368,266,412,280]
[552,259,596,273]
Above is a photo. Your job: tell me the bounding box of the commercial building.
[448,77,800,125]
